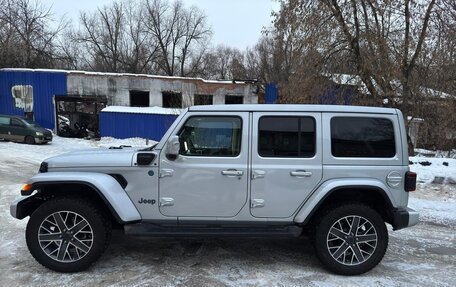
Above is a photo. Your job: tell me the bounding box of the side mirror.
[166,135,180,160]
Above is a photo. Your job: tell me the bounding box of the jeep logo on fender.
[138,198,156,205]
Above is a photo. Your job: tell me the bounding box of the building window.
[225,95,243,104]
[258,117,316,158]
[331,117,395,158]
[130,90,149,107]
[194,94,213,105]
[162,91,182,108]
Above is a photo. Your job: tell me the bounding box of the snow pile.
[101,105,182,115]
[409,156,456,184]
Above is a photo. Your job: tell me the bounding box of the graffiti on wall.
[11,85,34,112]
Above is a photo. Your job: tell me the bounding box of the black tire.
[314,203,388,275]
[26,197,112,272]
[25,135,35,144]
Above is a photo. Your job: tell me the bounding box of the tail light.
[405,171,417,192]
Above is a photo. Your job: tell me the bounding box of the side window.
[11,118,24,127]
[0,117,9,125]
[178,116,242,157]
[258,116,316,158]
[331,117,396,158]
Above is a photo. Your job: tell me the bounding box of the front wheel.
[314,203,388,275]
[25,135,35,144]
[26,197,111,272]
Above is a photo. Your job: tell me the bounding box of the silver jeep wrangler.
[10,104,418,275]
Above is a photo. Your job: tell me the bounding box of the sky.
[43,0,280,50]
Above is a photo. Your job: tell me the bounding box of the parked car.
[0,114,52,144]
[10,105,418,275]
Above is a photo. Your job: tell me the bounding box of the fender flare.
[294,178,396,224]
[12,172,141,223]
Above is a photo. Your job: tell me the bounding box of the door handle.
[221,169,244,177]
[252,169,266,179]
[159,197,174,207]
[290,170,312,177]
[251,199,265,208]
[159,169,174,178]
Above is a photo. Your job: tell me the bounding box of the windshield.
[23,119,41,128]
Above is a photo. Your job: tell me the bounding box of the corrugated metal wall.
[0,70,67,129]
[99,112,178,141]
[265,83,278,104]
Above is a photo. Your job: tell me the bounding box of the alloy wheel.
[38,211,93,263]
[326,215,378,266]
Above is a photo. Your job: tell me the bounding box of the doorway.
[55,96,107,138]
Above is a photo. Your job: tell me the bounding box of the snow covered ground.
[0,137,455,286]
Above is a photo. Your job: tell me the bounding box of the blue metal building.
[0,69,67,129]
[100,109,178,141]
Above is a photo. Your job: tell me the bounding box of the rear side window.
[258,116,316,158]
[0,117,9,125]
[331,117,395,158]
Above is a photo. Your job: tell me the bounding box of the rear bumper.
[392,207,419,230]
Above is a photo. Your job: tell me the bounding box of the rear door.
[159,112,249,217]
[9,118,27,142]
[250,112,323,218]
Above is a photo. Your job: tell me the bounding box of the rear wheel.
[25,135,35,144]
[314,203,388,275]
[26,197,111,272]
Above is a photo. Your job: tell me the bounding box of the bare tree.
[0,0,67,68]
[144,0,211,77]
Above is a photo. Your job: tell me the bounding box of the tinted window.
[178,116,242,157]
[331,117,395,158]
[259,117,316,158]
[11,118,24,127]
[23,118,41,127]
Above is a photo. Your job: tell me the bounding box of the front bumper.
[392,207,419,230]
[10,194,37,219]
[35,135,52,143]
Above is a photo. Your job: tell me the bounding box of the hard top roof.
[188,104,398,114]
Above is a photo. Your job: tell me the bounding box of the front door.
[159,113,249,217]
[250,112,323,218]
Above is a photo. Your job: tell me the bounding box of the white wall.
[66,74,257,107]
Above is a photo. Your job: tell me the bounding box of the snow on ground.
[408,155,456,227]
[0,137,455,286]
[410,156,456,184]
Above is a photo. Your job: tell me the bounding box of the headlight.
[35,132,43,136]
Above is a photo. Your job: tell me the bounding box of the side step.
[124,223,303,238]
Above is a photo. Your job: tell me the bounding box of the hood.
[45,148,137,169]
